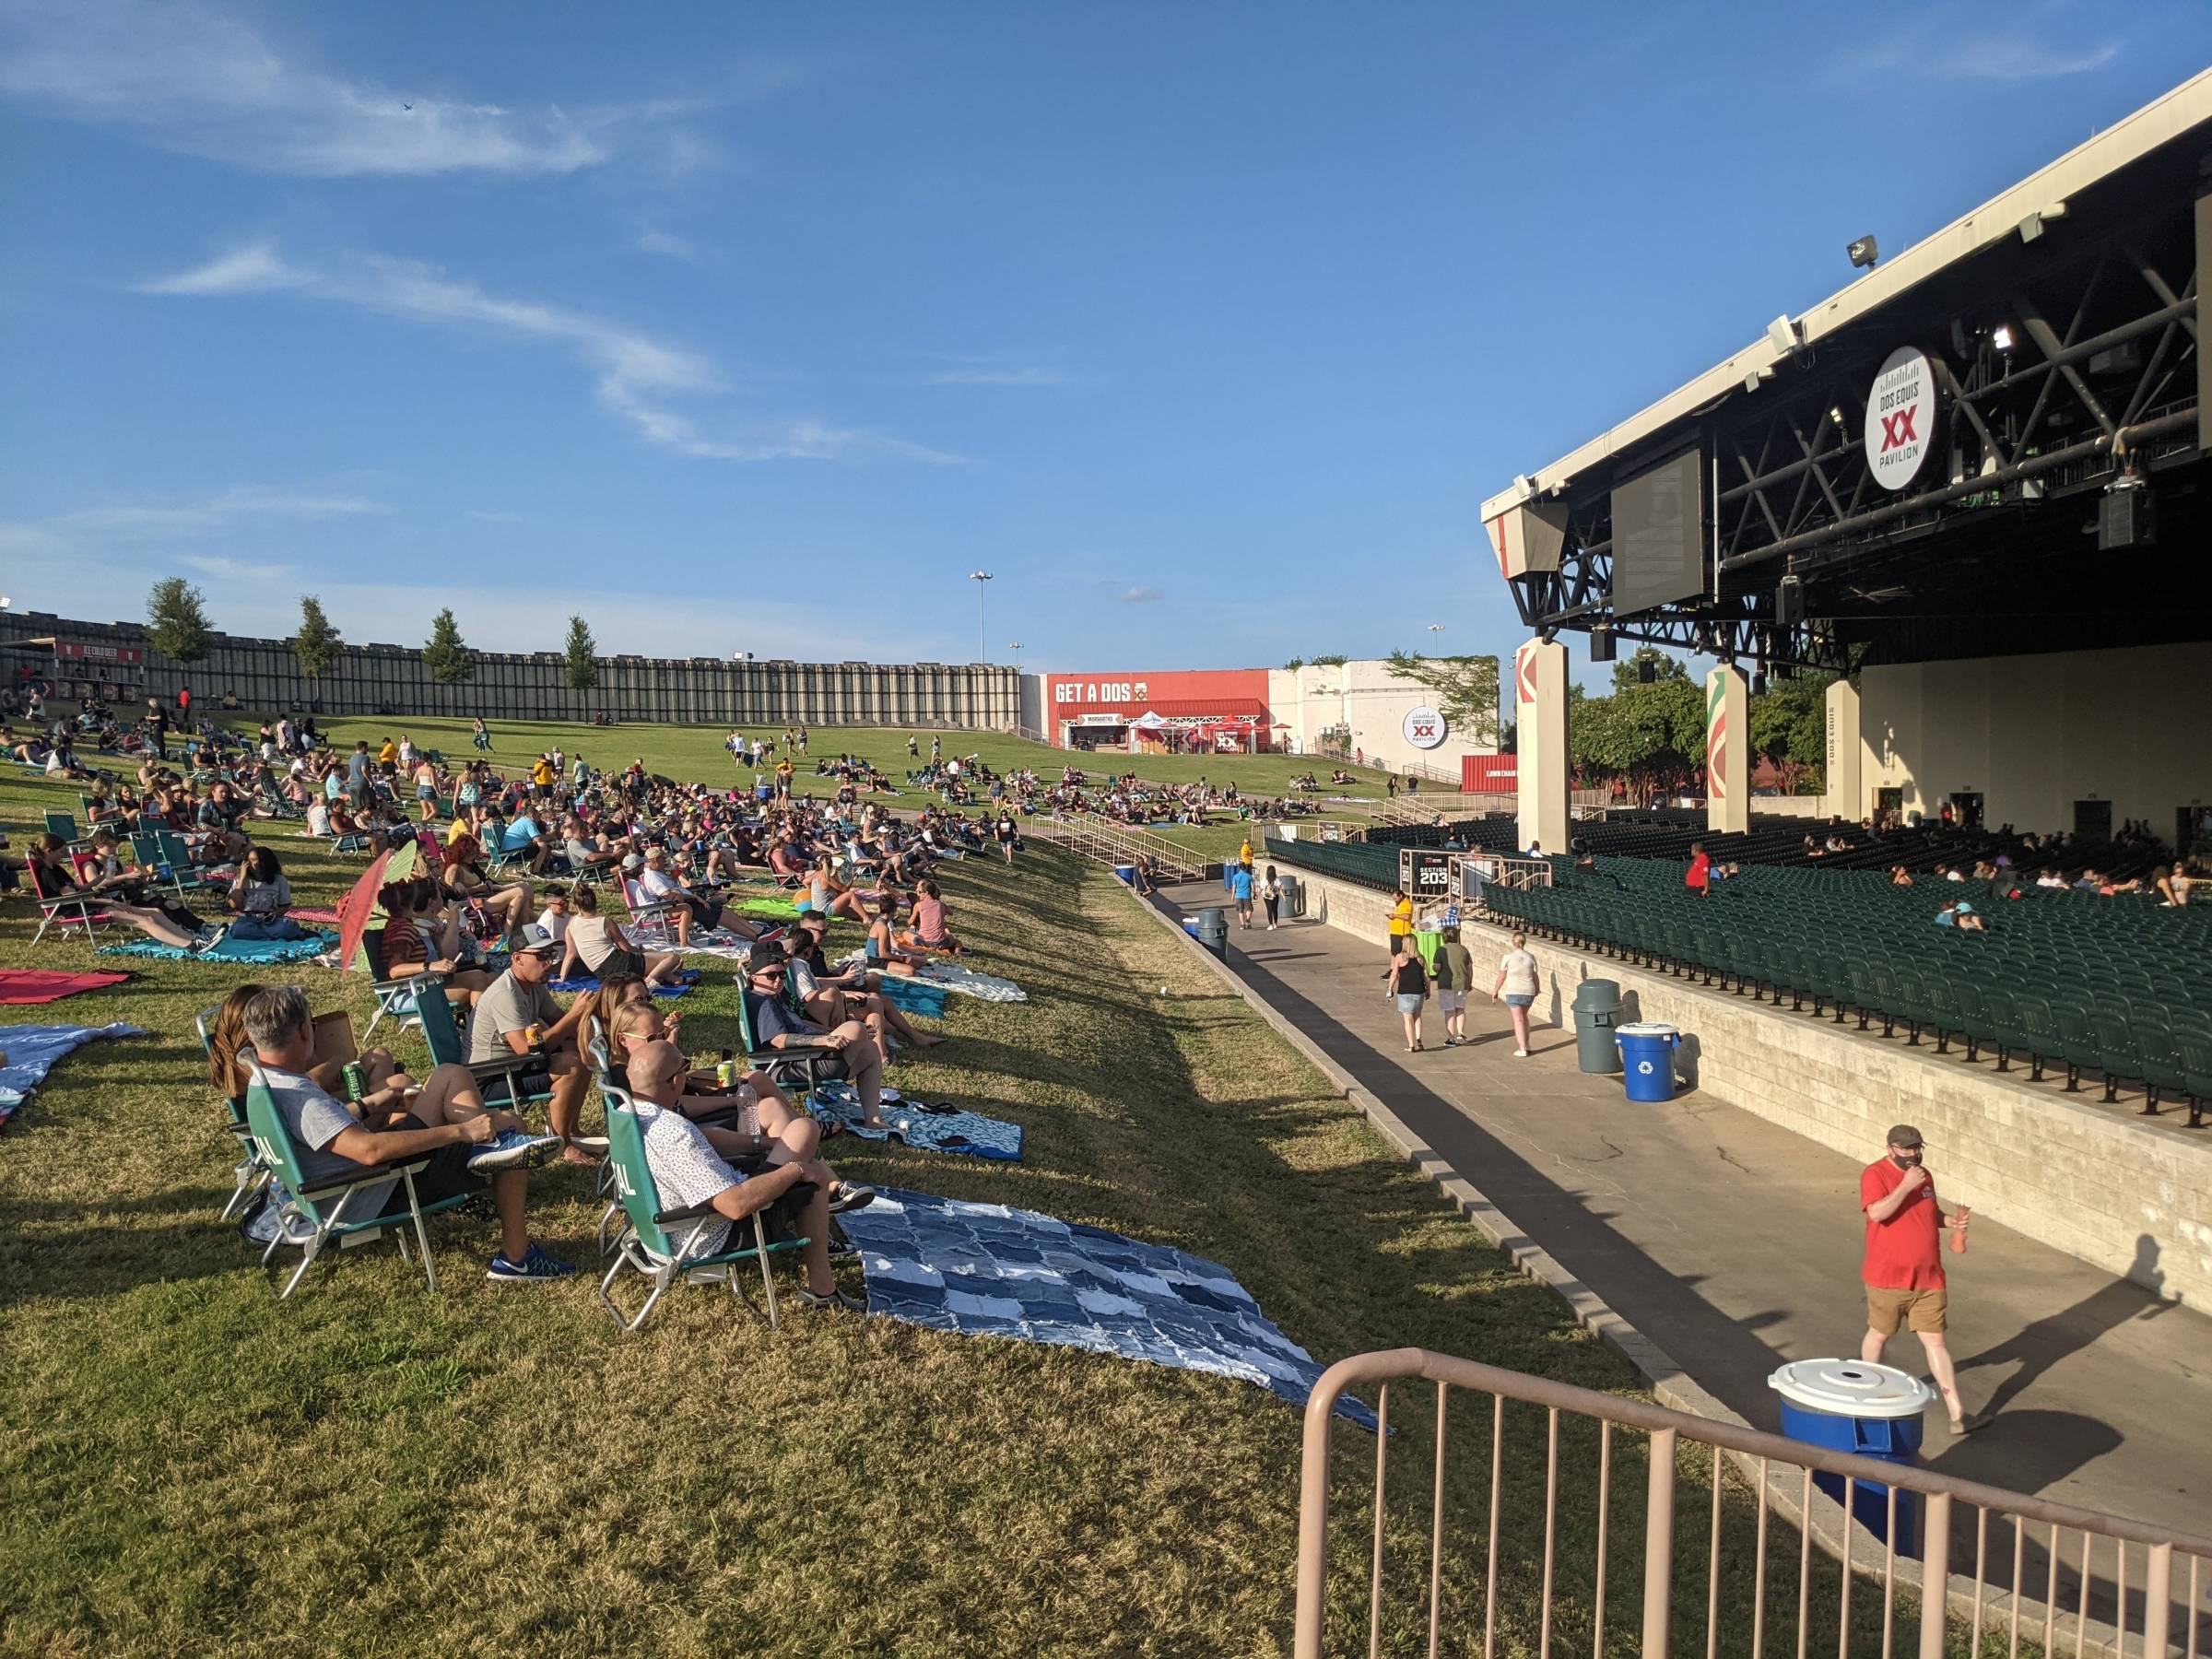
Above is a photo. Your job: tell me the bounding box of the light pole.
[969,571,994,664]
[1426,623,1445,650]
[1009,641,1024,669]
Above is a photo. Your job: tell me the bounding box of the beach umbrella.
[336,839,419,973]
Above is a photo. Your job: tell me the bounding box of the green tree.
[563,614,599,692]
[1282,656,1305,671]
[1747,669,1836,794]
[1383,650,1500,747]
[422,607,476,685]
[291,594,343,679]
[1311,653,1347,667]
[144,577,213,664]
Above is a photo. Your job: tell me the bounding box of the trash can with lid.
[1279,874,1305,919]
[1571,980,1622,1074]
[1615,1022,1680,1100]
[1768,1359,1936,1556]
[1112,865,1138,887]
[1193,907,1229,960]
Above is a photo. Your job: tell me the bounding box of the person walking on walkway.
[1859,1124,1982,1434]
[1260,864,1282,930]
[1433,924,1473,1045]
[1491,931,1539,1057]
[1386,887,1415,956]
[1229,861,1255,929]
[1387,940,1429,1053]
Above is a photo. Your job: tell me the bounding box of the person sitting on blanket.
[742,950,893,1130]
[28,833,229,953]
[766,829,810,882]
[801,853,871,924]
[787,913,945,1050]
[224,846,310,942]
[242,985,573,1282]
[469,926,602,1167]
[624,1038,868,1312]
[899,878,964,956]
[862,896,925,977]
[559,883,684,989]
[440,834,534,938]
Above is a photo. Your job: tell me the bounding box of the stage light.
[1765,315,1799,355]
[1752,672,1769,697]
[1992,324,2015,351]
[1829,405,1846,427]
[1846,235,1879,269]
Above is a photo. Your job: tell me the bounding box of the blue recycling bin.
[1614,1022,1680,1101]
[1769,1360,1935,1557]
[1113,865,1138,887]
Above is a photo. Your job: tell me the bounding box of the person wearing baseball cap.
[468,924,603,1167]
[1860,1124,1982,1433]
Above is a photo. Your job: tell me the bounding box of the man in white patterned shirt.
[625,1041,865,1312]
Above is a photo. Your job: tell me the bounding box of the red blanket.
[0,969,133,1006]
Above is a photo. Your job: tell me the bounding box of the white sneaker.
[466,1128,561,1171]
[1512,1048,1529,1058]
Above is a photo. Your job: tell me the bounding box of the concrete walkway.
[1160,884,2212,1541]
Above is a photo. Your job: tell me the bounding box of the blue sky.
[3,1,2205,678]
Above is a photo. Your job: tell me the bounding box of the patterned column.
[1513,639,1571,856]
[1705,664,1749,834]
[1824,677,1862,821]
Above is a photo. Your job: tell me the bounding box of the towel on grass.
[874,975,950,1018]
[98,929,337,965]
[732,896,801,921]
[808,1083,1022,1161]
[921,961,1028,1004]
[839,1188,1374,1429]
[1,1022,147,1125]
[0,970,132,1006]
[551,973,695,998]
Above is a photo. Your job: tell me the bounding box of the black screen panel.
[1611,449,1705,618]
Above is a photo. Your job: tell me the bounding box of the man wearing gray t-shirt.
[466,928,599,1167]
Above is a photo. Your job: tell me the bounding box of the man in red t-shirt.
[1686,841,1711,899]
[1859,1124,1981,1432]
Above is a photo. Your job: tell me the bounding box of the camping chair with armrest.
[241,1058,469,1299]
[155,830,226,891]
[618,877,682,947]
[43,810,91,851]
[195,1005,270,1222]
[412,979,554,1113]
[357,927,438,1044]
[27,857,115,946]
[735,984,839,1095]
[594,1082,813,1332]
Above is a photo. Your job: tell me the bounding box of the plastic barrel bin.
[1280,875,1305,919]
[1768,1359,1936,1556]
[1113,865,1138,887]
[1194,907,1229,960]
[1571,980,1622,1074]
[1614,1022,1680,1101]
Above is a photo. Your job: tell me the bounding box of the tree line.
[141,579,604,691]
[1567,645,1833,796]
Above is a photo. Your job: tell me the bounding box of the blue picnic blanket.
[808,1084,1022,1160]
[838,1189,1373,1428]
[0,1022,147,1124]
[97,929,337,964]
[874,975,950,1018]
[551,973,696,998]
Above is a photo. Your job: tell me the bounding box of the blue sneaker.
[466,1128,561,1171]
[486,1243,577,1283]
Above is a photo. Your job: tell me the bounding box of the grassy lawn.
[0,721,1960,1657]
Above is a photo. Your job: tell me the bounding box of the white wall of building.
[1268,659,1499,778]
[1857,642,2212,836]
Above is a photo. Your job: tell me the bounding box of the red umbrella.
[336,839,419,974]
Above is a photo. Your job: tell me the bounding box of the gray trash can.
[1571,979,1622,1073]
[1279,875,1305,919]
[1194,906,1229,960]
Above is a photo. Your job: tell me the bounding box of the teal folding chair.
[241,1060,469,1298]
[594,1084,812,1332]
[412,979,553,1112]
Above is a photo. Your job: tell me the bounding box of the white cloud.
[1114,584,1164,605]
[1833,12,2123,83]
[466,510,524,524]
[182,554,292,582]
[52,484,386,539]
[140,242,968,465]
[0,0,630,177]
[633,229,698,261]
[923,352,1075,389]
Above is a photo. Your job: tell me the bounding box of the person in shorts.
[242,984,571,1282]
[1229,861,1254,929]
[1859,1124,1981,1433]
[1385,939,1429,1053]
[1432,924,1474,1046]
[1491,932,1539,1057]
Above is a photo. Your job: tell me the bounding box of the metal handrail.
[1296,1347,2210,1659]
[1024,817,1206,881]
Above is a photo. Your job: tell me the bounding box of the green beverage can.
[716,1061,737,1088]
[341,1062,368,1102]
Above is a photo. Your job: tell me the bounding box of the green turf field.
[0,724,1950,1658]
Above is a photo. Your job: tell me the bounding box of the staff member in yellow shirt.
[1387,886,1415,955]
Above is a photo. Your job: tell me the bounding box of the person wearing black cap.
[1859,1124,1982,1433]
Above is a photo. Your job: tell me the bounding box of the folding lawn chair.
[356,928,438,1044]
[195,1006,272,1222]
[28,857,115,946]
[594,1082,812,1332]
[412,977,554,1112]
[619,877,682,947]
[241,1060,469,1298]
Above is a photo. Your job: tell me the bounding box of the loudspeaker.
[2098,485,2157,549]
[1776,573,1806,626]
[1590,629,1616,664]
[1638,658,1656,684]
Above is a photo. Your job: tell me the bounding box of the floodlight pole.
[970,571,994,664]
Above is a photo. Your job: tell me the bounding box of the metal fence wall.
[0,609,1019,730]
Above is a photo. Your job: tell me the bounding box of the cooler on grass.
[1768,1359,1936,1556]
[1614,1022,1680,1100]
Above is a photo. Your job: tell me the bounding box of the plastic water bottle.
[1159,985,1171,999]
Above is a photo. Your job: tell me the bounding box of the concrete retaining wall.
[1290,865,2212,1312]
[0,609,1018,729]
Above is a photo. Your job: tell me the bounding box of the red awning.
[1141,699,1270,720]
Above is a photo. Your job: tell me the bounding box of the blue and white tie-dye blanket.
[837,1188,1375,1428]
[0,1022,147,1125]
[808,1084,1022,1161]
[98,930,336,964]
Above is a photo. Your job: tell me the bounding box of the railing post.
[1295,1372,1345,1659]
[1919,1492,1953,1659]
[1643,1428,1677,1659]
[2142,1542,2171,1659]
